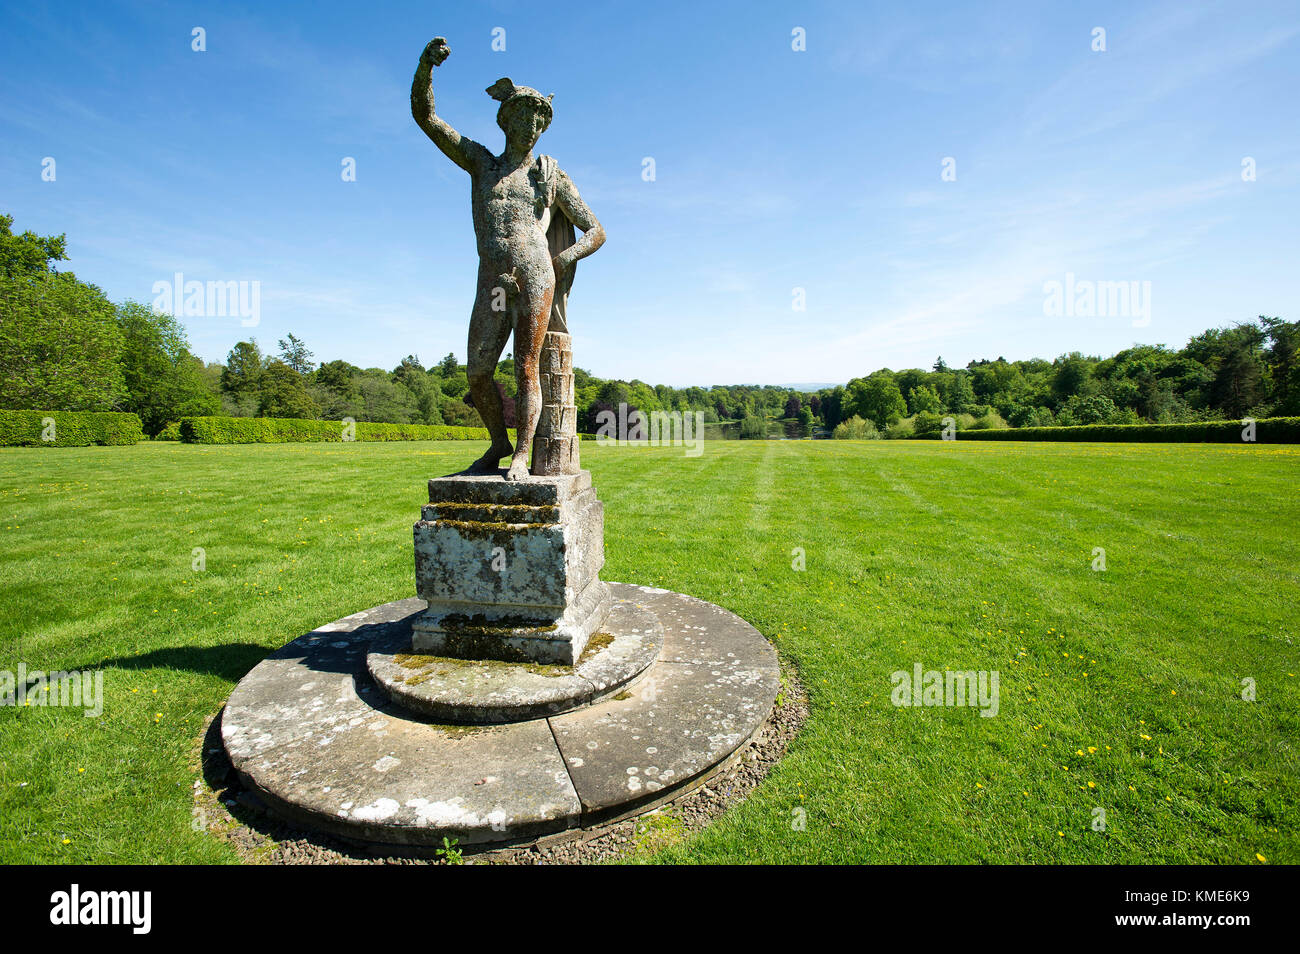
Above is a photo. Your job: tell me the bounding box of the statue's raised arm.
[410,38,491,174]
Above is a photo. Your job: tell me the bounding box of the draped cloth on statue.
[535,154,576,334]
[530,154,581,475]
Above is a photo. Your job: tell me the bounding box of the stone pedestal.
[411,469,611,665]
[531,330,581,476]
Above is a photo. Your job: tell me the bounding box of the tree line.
[2,215,1295,438]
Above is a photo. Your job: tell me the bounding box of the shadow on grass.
[94,644,272,683]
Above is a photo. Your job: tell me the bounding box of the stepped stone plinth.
[411,468,611,665]
[218,39,785,851]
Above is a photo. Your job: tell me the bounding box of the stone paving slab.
[551,583,780,816]
[221,599,423,763]
[630,584,781,670]
[238,714,579,846]
[223,597,580,845]
[222,586,779,846]
[366,598,662,722]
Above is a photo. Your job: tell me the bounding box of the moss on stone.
[395,648,573,678]
[440,612,558,635]
[576,631,614,666]
[430,501,560,525]
[395,652,438,669]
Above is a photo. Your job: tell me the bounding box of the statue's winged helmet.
[486,77,553,131]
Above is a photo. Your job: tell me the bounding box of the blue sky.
[2,0,1297,386]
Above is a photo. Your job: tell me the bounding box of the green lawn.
[1,438,1297,864]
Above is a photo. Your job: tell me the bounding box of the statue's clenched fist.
[421,37,450,67]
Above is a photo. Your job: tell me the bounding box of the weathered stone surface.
[222,586,779,846]
[367,598,662,723]
[532,331,580,476]
[221,600,421,763]
[424,469,589,507]
[549,583,780,817]
[223,599,580,845]
[237,716,577,846]
[412,37,605,480]
[412,469,610,664]
[642,586,784,671]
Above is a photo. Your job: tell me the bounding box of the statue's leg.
[505,278,555,481]
[466,283,514,473]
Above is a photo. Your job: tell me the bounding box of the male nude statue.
[411,37,606,480]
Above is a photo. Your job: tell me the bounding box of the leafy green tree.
[258,360,320,419]
[494,354,517,397]
[947,371,976,414]
[392,355,444,424]
[440,397,480,426]
[845,372,907,428]
[817,386,845,429]
[1185,324,1267,417]
[1051,353,1093,406]
[1058,393,1118,425]
[913,410,945,436]
[908,384,943,415]
[116,301,219,433]
[277,333,315,374]
[437,352,459,376]
[832,415,879,439]
[1262,315,1300,414]
[895,369,927,406]
[314,358,358,392]
[309,360,361,420]
[738,412,767,439]
[355,371,419,423]
[221,340,265,400]
[0,214,68,279]
[0,272,125,410]
[440,370,469,400]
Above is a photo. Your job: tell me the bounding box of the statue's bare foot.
[504,455,531,481]
[468,442,512,473]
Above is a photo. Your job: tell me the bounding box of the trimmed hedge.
[154,421,182,441]
[952,417,1300,443]
[178,416,495,444]
[0,410,143,446]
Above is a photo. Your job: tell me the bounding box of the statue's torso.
[470,155,552,270]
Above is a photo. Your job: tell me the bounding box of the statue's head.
[487,77,552,149]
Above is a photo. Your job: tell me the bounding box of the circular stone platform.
[367,599,663,723]
[220,583,779,847]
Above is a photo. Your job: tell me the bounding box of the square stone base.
[411,469,611,665]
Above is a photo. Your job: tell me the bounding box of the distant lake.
[704,419,815,440]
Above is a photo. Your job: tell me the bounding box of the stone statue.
[411,37,606,480]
